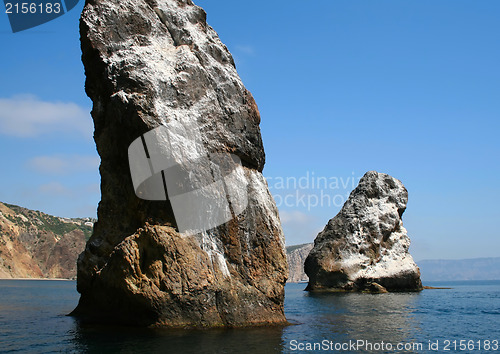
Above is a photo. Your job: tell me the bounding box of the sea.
[0,280,499,353]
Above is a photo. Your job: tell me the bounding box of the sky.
[0,1,499,261]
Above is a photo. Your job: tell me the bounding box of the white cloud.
[235,45,255,55]
[0,95,92,138]
[27,155,100,175]
[279,210,314,224]
[38,182,72,196]
[4,182,100,218]
[279,210,323,246]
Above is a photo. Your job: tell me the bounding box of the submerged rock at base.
[71,0,287,326]
[305,171,422,293]
[364,282,388,294]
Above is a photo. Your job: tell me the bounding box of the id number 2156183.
[5,2,61,14]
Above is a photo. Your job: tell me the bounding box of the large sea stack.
[305,171,422,292]
[72,0,287,326]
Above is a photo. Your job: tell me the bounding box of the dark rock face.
[72,0,287,327]
[305,171,422,293]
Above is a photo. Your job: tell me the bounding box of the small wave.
[481,309,500,315]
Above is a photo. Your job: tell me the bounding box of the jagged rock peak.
[72,0,287,327]
[305,171,422,292]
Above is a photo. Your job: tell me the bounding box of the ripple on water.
[0,280,499,353]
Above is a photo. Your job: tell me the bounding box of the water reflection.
[70,324,285,353]
[7,280,499,353]
[73,284,419,353]
[282,283,423,352]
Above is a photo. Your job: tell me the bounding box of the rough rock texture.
[286,243,313,283]
[305,171,422,292]
[72,0,287,327]
[0,202,90,279]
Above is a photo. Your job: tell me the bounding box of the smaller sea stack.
[305,171,423,293]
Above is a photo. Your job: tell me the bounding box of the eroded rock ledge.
[305,171,422,293]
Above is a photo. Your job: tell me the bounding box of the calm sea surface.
[0,280,499,353]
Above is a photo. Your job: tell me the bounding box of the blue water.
[0,280,499,353]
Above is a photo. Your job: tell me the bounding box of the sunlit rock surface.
[72,0,287,326]
[286,243,313,283]
[305,171,422,293]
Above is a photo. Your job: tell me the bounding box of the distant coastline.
[286,243,500,283]
[417,257,500,282]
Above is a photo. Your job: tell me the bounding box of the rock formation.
[305,171,422,292]
[72,0,287,326]
[286,243,313,283]
[0,201,90,279]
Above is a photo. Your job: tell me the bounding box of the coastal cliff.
[305,171,422,292]
[72,0,287,326]
[0,201,90,279]
[286,243,313,283]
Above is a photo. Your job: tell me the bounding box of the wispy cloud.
[279,210,323,245]
[0,95,92,138]
[235,45,255,56]
[279,210,314,224]
[33,182,99,217]
[38,182,73,196]
[27,155,100,175]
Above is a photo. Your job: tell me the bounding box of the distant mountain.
[286,242,500,283]
[417,258,500,282]
[0,202,93,279]
[3,203,498,283]
[286,243,313,283]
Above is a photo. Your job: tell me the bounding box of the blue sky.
[0,1,499,261]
